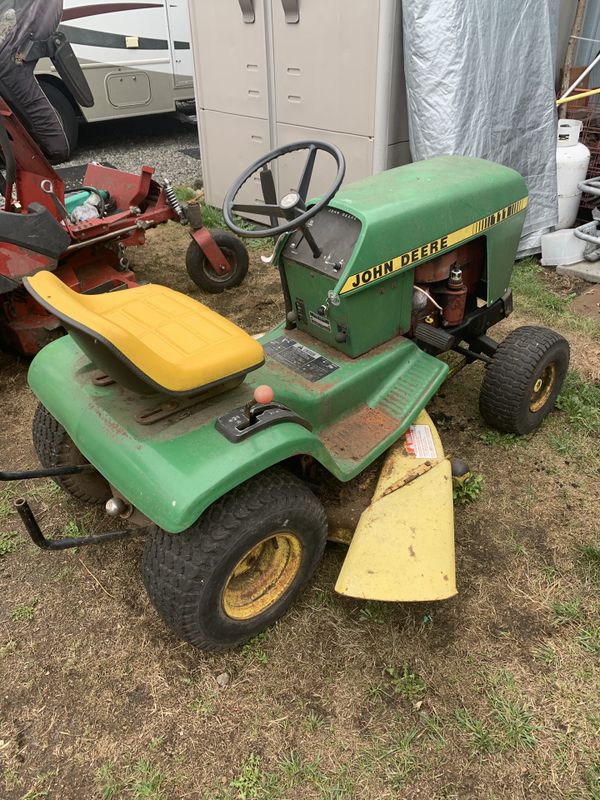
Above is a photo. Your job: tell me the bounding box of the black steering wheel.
[223,141,345,250]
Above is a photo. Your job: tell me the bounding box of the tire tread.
[479,325,569,434]
[142,467,327,650]
[32,403,110,504]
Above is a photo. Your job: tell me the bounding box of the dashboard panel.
[282,206,362,278]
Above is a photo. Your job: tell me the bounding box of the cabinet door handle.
[237,0,255,23]
[281,0,299,24]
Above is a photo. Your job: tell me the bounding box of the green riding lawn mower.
[2,141,570,650]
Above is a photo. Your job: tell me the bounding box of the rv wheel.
[40,82,79,155]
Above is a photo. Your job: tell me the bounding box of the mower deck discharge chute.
[4,141,570,651]
[335,410,456,603]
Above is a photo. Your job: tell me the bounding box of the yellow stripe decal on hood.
[340,196,528,295]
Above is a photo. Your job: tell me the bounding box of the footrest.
[414,322,456,354]
[373,347,448,423]
[320,345,448,465]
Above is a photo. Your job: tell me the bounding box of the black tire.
[479,325,570,435]
[142,467,328,650]
[39,82,79,155]
[32,403,111,504]
[185,230,249,293]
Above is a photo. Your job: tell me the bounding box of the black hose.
[74,185,107,216]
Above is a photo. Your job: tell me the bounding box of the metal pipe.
[453,344,493,365]
[64,222,152,252]
[560,46,600,101]
[556,87,600,105]
[1,464,95,481]
[573,226,600,245]
[14,498,144,550]
[578,179,600,196]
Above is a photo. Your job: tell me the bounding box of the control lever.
[240,385,275,428]
[324,254,344,271]
[317,290,341,317]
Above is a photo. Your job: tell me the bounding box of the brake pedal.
[415,322,456,354]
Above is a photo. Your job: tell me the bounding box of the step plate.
[320,348,447,463]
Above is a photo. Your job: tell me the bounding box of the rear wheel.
[479,325,570,434]
[32,403,111,504]
[186,230,249,293]
[142,467,328,650]
[39,82,79,155]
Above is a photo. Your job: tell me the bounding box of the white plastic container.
[541,228,586,266]
[556,119,590,230]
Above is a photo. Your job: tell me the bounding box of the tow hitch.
[1,465,144,551]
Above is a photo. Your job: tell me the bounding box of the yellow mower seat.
[24,271,264,396]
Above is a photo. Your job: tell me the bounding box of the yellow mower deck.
[335,410,456,602]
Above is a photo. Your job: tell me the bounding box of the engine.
[410,238,485,333]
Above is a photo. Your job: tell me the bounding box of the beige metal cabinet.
[199,110,270,207]
[190,0,410,209]
[190,0,269,118]
[276,123,374,197]
[272,2,380,136]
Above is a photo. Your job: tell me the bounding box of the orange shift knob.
[254,385,274,404]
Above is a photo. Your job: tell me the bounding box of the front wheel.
[142,467,328,650]
[186,230,249,293]
[479,325,570,434]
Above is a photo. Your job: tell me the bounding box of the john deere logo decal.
[340,197,528,294]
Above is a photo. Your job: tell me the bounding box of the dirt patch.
[571,284,600,322]
[536,262,590,299]
[128,222,284,336]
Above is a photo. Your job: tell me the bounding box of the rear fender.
[28,347,331,533]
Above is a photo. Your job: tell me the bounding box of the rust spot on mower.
[321,405,398,461]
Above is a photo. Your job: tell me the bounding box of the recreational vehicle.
[35,0,194,152]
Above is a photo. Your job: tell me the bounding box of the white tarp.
[403,0,560,253]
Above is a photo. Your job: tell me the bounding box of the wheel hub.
[529,363,557,412]
[222,532,303,620]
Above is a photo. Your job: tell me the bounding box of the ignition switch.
[318,290,341,317]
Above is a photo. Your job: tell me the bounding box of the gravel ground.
[57,112,203,189]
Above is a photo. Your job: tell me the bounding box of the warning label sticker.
[404,425,437,459]
[264,336,339,382]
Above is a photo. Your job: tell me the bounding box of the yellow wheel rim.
[222,532,303,620]
[529,363,557,413]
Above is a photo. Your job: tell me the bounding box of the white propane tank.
[556,119,590,230]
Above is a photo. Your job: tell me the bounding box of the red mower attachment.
[0,96,249,356]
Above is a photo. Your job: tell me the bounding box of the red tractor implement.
[0,96,249,355]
